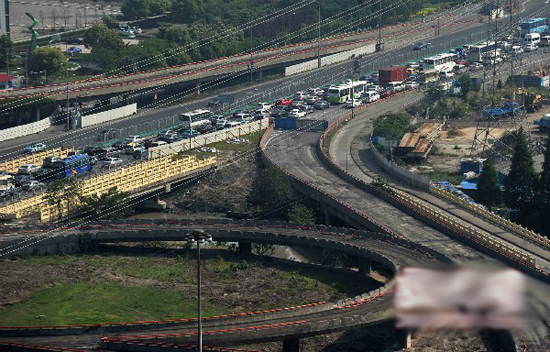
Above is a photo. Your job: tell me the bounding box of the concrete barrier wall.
[285,44,376,76]
[369,135,431,191]
[78,103,137,128]
[0,106,61,142]
[148,118,269,159]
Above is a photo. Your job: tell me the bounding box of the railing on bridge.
[0,153,216,221]
[0,147,74,174]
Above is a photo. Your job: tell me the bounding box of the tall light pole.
[65,42,70,131]
[186,230,212,352]
[317,0,321,68]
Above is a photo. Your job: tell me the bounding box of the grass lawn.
[0,282,226,326]
[207,131,263,152]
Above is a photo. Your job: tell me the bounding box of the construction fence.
[148,118,270,159]
[78,103,138,128]
[0,106,60,142]
[285,44,376,76]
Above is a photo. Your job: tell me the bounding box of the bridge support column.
[398,329,412,349]
[258,70,263,80]
[165,183,172,193]
[282,337,300,352]
[238,242,252,257]
[358,258,372,275]
[196,81,202,95]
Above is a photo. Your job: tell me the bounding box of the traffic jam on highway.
[1,23,546,203]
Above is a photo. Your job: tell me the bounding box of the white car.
[367,84,382,92]
[256,102,273,110]
[125,135,145,144]
[215,118,228,129]
[224,120,243,128]
[288,109,306,118]
[17,164,41,175]
[101,157,123,168]
[405,81,419,90]
[21,180,44,191]
[345,99,362,108]
[523,43,538,52]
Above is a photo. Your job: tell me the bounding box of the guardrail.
[430,185,550,249]
[314,94,548,280]
[0,147,74,174]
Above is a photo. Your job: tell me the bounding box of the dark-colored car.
[413,42,429,50]
[0,189,13,199]
[14,175,34,188]
[196,124,215,134]
[313,100,330,110]
[299,104,314,114]
[208,98,220,107]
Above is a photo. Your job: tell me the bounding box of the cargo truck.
[379,66,408,88]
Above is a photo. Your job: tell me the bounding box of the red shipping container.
[379,66,408,87]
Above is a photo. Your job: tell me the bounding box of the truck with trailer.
[379,66,408,88]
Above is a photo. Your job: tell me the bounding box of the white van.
[439,70,455,79]
[453,64,467,73]
[361,91,380,103]
[386,81,405,92]
[540,35,550,47]
[524,33,541,46]
[511,45,524,56]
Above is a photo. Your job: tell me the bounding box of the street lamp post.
[186,230,212,352]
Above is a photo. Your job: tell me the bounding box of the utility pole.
[249,27,253,83]
[378,0,382,46]
[66,41,70,131]
[317,0,321,68]
[437,0,441,36]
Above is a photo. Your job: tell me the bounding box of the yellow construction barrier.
[0,148,74,173]
[0,153,216,222]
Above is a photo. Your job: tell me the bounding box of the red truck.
[379,66,408,88]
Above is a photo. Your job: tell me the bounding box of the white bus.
[420,53,458,72]
[179,109,213,129]
[468,41,499,63]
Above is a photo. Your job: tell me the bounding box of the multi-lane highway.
[1,0,550,351]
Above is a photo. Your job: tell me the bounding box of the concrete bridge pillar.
[282,337,300,352]
[165,183,172,193]
[238,242,252,257]
[197,81,202,95]
[358,258,372,275]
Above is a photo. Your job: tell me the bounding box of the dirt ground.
[170,149,260,214]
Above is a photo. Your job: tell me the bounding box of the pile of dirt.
[170,150,260,214]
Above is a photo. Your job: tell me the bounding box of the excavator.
[514,88,542,113]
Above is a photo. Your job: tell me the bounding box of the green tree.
[102,15,119,29]
[0,35,14,69]
[534,137,550,237]
[373,112,413,140]
[504,129,538,209]
[80,187,135,220]
[458,73,473,100]
[121,0,152,19]
[44,178,83,221]
[288,204,315,225]
[84,23,125,52]
[248,166,290,218]
[171,0,202,23]
[426,85,446,104]
[475,159,502,209]
[28,47,65,75]
[150,0,171,15]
